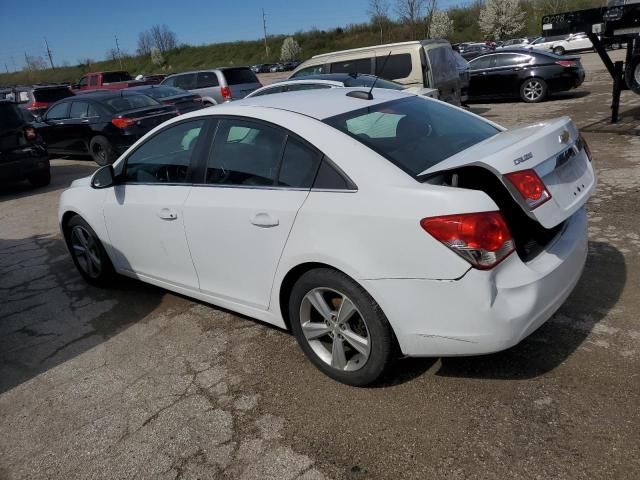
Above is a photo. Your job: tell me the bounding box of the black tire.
[625,54,640,94]
[64,215,116,287]
[288,268,396,386]
[520,77,548,103]
[27,168,51,188]
[553,46,565,55]
[89,136,116,166]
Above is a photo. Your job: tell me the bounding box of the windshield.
[103,94,160,112]
[343,76,404,90]
[324,96,498,178]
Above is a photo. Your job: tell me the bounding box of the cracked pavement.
[1,52,639,479]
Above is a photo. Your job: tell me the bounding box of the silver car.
[161,67,262,105]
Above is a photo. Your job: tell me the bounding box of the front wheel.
[520,78,548,103]
[288,268,395,386]
[64,215,115,286]
[89,136,116,166]
[553,46,565,55]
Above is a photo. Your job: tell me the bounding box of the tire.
[89,136,116,166]
[64,215,116,287]
[288,268,395,386]
[553,46,565,55]
[520,78,548,103]
[625,54,640,94]
[27,169,51,188]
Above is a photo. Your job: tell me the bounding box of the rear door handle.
[157,208,178,220]
[250,212,279,228]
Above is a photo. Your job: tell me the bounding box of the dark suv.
[0,101,50,188]
[2,84,74,116]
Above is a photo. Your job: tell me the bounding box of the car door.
[194,71,220,102]
[468,55,496,97]
[492,53,532,96]
[66,101,94,153]
[39,101,71,152]
[183,117,321,309]
[102,118,207,290]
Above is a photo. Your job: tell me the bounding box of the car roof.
[209,87,413,120]
[311,39,448,59]
[67,90,150,100]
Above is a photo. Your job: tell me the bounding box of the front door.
[103,118,207,290]
[183,118,322,309]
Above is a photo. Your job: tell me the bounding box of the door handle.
[157,208,178,220]
[250,212,279,228]
[81,119,89,123]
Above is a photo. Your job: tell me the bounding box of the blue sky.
[1,0,460,72]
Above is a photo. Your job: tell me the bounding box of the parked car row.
[251,61,301,73]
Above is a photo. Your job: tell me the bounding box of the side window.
[495,54,529,67]
[277,137,322,188]
[197,72,219,88]
[205,119,285,186]
[469,55,495,70]
[174,73,197,90]
[18,91,30,103]
[78,77,88,88]
[46,102,69,120]
[330,57,373,75]
[375,53,412,80]
[162,77,176,87]
[89,76,98,87]
[69,102,89,118]
[124,119,205,184]
[291,65,327,78]
[88,104,100,117]
[313,159,354,190]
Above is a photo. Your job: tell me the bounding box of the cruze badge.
[513,152,533,165]
[559,130,571,144]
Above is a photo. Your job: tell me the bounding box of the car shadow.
[0,234,163,394]
[467,90,591,106]
[580,103,640,136]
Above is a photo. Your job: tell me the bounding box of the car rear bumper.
[363,208,588,357]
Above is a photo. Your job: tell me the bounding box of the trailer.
[541,1,639,122]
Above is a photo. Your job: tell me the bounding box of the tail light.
[24,127,37,140]
[580,134,592,162]
[111,117,136,129]
[420,212,514,270]
[555,60,577,68]
[220,86,232,101]
[504,169,551,209]
[27,101,48,111]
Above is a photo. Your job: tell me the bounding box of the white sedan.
[59,88,595,386]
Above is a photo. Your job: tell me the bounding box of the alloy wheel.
[92,143,106,163]
[299,288,371,371]
[524,80,543,101]
[70,225,102,278]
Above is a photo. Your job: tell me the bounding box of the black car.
[34,91,179,165]
[0,100,50,188]
[467,48,585,103]
[1,84,74,116]
[126,85,205,114]
[460,44,494,60]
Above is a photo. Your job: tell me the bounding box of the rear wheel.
[288,268,395,386]
[553,46,565,55]
[65,215,115,286]
[89,136,116,166]
[520,78,548,103]
[625,54,640,94]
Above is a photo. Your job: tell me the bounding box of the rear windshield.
[141,86,186,99]
[0,103,24,130]
[33,87,73,103]
[343,77,404,90]
[223,68,260,85]
[103,71,132,83]
[324,96,498,178]
[103,94,160,113]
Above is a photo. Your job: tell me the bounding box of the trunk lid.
[118,105,178,130]
[420,117,595,229]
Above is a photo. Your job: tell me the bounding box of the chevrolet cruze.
[59,88,595,386]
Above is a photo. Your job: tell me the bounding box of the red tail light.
[27,101,48,111]
[111,117,136,129]
[220,86,232,101]
[555,60,577,68]
[580,134,592,162]
[504,169,551,209]
[420,212,514,270]
[24,127,37,140]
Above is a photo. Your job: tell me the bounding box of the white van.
[289,40,463,105]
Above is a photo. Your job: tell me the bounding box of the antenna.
[368,51,392,98]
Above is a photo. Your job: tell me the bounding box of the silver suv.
[161,67,262,105]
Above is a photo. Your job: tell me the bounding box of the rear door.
[66,101,93,152]
[492,53,533,96]
[468,55,496,97]
[194,71,220,102]
[222,68,262,99]
[183,117,321,309]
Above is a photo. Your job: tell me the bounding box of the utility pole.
[4,63,9,74]
[44,37,55,69]
[24,52,30,71]
[114,35,124,70]
[262,8,270,58]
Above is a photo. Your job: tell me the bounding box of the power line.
[44,38,55,69]
[262,8,270,58]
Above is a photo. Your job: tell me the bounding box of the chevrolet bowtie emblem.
[559,130,570,144]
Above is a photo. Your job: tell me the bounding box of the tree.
[396,0,426,39]
[23,55,47,71]
[137,24,177,55]
[150,47,165,67]
[429,10,454,39]
[137,31,154,56]
[478,0,526,40]
[280,37,302,62]
[369,0,390,43]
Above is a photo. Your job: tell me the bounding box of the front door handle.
[250,212,279,228]
[157,208,178,220]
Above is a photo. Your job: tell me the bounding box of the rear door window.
[375,53,412,79]
[330,57,373,75]
[469,55,495,70]
[223,68,260,85]
[277,137,322,188]
[173,73,197,90]
[494,54,531,67]
[197,72,219,88]
[69,102,89,118]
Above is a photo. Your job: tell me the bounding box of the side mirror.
[91,165,115,189]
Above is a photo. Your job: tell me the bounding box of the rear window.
[330,58,373,75]
[343,76,404,90]
[223,68,259,85]
[324,96,498,178]
[103,94,160,113]
[0,103,24,130]
[33,87,73,103]
[103,71,132,83]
